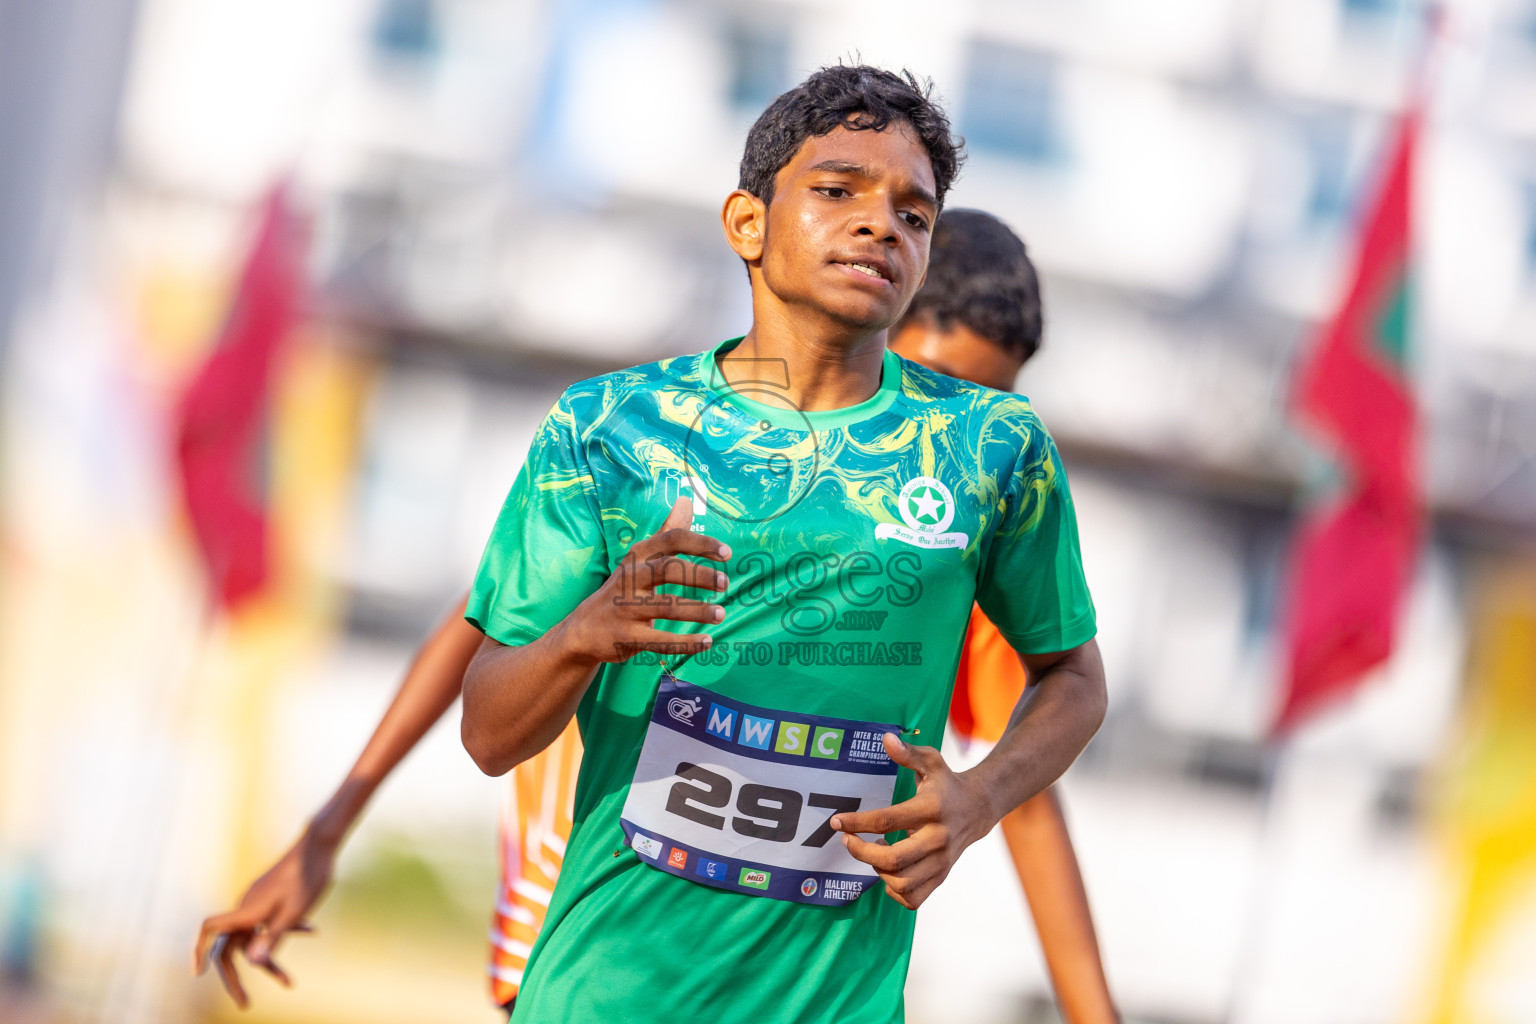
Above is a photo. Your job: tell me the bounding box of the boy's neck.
[720,315,889,414]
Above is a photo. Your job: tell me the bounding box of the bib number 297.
[665,762,860,848]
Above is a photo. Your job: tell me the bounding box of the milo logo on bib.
[620,673,899,907]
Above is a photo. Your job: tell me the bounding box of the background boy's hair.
[738,64,964,209]
[897,208,1044,362]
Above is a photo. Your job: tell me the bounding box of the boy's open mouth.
[834,256,894,284]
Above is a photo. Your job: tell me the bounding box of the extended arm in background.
[1004,787,1117,1024]
[945,609,1117,1020]
[191,595,483,1008]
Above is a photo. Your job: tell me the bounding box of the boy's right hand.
[192,831,333,1008]
[562,497,731,664]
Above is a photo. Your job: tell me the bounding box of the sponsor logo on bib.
[811,726,844,760]
[668,848,688,869]
[739,868,771,890]
[705,704,735,740]
[737,714,774,750]
[800,877,818,897]
[876,476,967,550]
[632,832,663,860]
[668,695,702,726]
[696,857,729,881]
[774,722,809,755]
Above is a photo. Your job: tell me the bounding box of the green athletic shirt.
[467,337,1095,1023]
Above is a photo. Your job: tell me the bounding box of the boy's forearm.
[1002,790,1116,1024]
[963,639,1106,826]
[309,595,483,845]
[304,779,374,850]
[461,616,601,776]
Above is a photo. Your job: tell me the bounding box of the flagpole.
[90,591,221,1024]
[1218,744,1282,1024]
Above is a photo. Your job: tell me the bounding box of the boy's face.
[889,318,1025,392]
[737,122,939,338]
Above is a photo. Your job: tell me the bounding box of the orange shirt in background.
[950,605,1030,743]
[488,717,582,1007]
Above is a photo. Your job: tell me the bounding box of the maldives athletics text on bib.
[619,672,900,907]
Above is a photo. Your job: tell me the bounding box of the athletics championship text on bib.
[619,673,899,906]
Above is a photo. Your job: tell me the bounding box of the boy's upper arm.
[974,413,1096,656]
[466,395,610,647]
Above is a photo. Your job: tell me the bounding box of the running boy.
[893,209,1115,1023]
[460,65,1104,1023]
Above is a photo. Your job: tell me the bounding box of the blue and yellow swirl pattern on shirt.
[467,337,1095,1023]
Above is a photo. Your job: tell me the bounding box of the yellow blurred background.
[0,1,1534,1023]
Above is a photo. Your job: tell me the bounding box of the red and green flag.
[1273,102,1423,735]
[173,186,306,610]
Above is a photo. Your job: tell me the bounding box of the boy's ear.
[721,189,767,263]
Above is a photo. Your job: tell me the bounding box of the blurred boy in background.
[194,208,1115,1023]
[890,210,1114,1023]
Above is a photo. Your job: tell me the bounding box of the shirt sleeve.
[974,414,1096,654]
[466,395,610,646]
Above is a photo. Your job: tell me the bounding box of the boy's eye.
[903,213,929,230]
[816,186,849,199]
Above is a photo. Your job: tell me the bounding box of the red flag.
[1273,100,1423,735]
[174,186,306,610]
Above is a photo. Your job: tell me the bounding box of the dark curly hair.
[738,65,964,208]
[896,209,1043,362]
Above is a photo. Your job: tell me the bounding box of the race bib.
[619,672,899,906]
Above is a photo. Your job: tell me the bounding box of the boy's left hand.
[831,733,998,910]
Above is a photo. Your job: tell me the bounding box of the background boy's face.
[754,123,938,338]
[889,318,1026,392]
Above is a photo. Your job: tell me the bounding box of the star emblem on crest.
[907,486,946,525]
[885,476,964,547]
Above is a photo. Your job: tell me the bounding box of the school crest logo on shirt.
[876,476,968,550]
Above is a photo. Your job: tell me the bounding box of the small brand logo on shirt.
[876,476,968,550]
[631,832,663,860]
[667,848,689,870]
[738,868,771,890]
[680,474,707,531]
[800,877,819,897]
